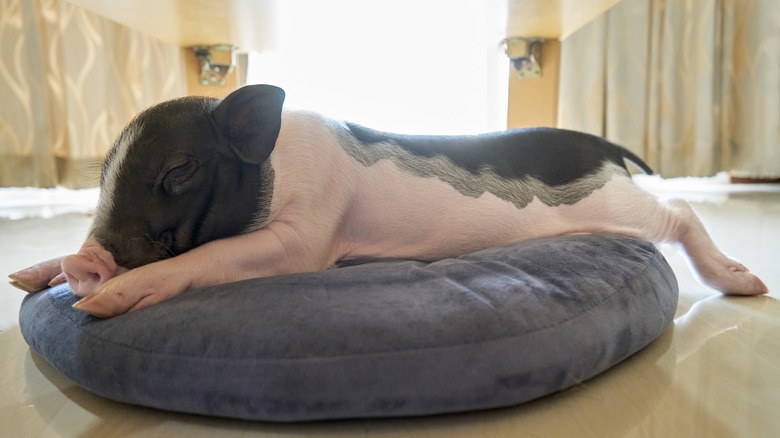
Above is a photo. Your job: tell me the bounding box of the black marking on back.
[346,124,637,185]
[343,124,648,208]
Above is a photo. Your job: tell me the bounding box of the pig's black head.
[92,84,285,269]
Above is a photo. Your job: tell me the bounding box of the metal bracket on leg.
[192,45,237,87]
[501,37,546,79]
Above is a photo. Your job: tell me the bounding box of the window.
[245,0,508,135]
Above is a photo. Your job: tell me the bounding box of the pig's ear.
[212,84,285,164]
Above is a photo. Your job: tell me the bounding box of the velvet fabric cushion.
[19,234,677,422]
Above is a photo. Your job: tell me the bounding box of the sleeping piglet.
[8,85,767,318]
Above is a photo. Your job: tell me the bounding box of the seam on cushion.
[44,244,665,363]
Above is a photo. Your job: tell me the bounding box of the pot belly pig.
[8,84,767,318]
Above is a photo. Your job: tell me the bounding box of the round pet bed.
[19,234,678,422]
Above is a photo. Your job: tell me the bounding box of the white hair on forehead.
[93,121,141,229]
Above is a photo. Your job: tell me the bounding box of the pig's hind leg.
[622,192,767,295]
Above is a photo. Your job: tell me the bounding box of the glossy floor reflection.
[1,184,779,437]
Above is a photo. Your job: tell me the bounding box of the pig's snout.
[62,237,127,297]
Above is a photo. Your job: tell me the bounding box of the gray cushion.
[19,234,677,422]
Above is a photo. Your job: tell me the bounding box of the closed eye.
[161,160,199,195]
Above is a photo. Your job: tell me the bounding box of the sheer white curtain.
[245,0,508,135]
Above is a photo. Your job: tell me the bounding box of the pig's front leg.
[72,225,334,318]
[8,256,68,293]
[71,255,196,318]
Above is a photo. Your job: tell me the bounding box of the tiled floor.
[1,181,779,437]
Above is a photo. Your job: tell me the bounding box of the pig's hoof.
[8,256,67,293]
[702,259,768,296]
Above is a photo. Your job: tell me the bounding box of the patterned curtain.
[0,0,186,188]
[558,0,779,178]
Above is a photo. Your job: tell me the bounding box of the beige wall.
[506,40,561,129]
